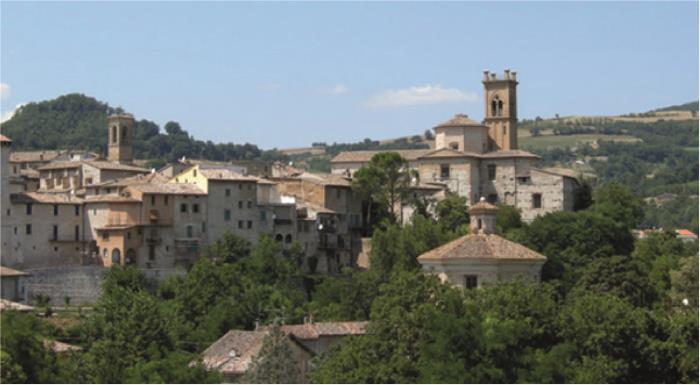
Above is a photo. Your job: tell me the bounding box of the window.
[53,225,58,241]
[285,234,292,243]
[193,169,197,177]
[532,193,542,209]
[260,211,267,222]
[26,224,32,235]
[193,204,199,213]
[440,164,450,178]
[238,220,244,229]
[149,246,156,261]
[517,176,531,184]
[239,184,243,190]
[336,188,341,199]
[102,232,109,241]
[247,201,252,209]
[6,209,10,216]
[26,204,32,215]
[85,177,93,185]
[54,205,59,216]
[112,126,117,143]
[487,194,498,204]
[247,220,252,229]
[14,227,17,235]
[186,225,193,238]
[202,222,206,233]
[225,189,231,197]
[180,203,188,213]
[487,165,497,181]
[127,231,131,240]
[151,195,156,205]
[224,210,231,221]
[275,234,283,242]
[75,225,80,241]
[164,195,169,205]
[75,205,80,216]
[449,142,459,150]
[238,201,243,209]
[464,275,478,289]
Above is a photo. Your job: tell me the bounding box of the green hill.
[654,100,699,112]
[0,93,281,167]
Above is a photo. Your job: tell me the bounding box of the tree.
[435,194,469,232]
[123,352,222,383]
[244,323,305,384]
[0,312,59,383]
[424,129,434,140]
[351,152,411,224]
[589,182,644,229]
[495,204,522,234]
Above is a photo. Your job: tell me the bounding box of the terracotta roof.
[10,150,63,163]
[200,330,267,375]
[417,233,546,262]
[261,321,368,340]
[83,161,148,172]
[0,265,30,277]
[127,183,206,195]
[534,167,580,180]
[434,114,485,128]
[84,194,140,203]
[44,340,82,353]
[10,192,83,205]
[481,150,540,159]
[89,172,169,188]
[0,299,34,312]
[256,177,277,185]
[299,172,351,187]
[37,160,82,171]
[419,148,482,159]
[331,149,431,163]
[0,134,11,143]
[469,198,498,214]
[19,168,40,178]
[676,229,697,237]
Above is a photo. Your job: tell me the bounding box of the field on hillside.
[520,133,641,151]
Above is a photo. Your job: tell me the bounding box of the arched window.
[491,99,497,117]
[103,248,108,259]
[111,248,121,265]
[112,126,118,143]
[498,100,504,116]
[492,96,503,117]
[285,234,292,244]
[275,234,283,242]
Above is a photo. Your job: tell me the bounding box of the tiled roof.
[434,114,485,128]
[260,321,368,340]
[37,160,82,170]
[128,183,206,195]
[481,150,540,159]
[83,161,148,172]
[676,229,697,237]
[331,149,431,163]
[533,167,580,180]
[88,172,170,188]
[0,134,12,143]
[469,199,498,214]
[299,172,351,187]
[45,340,82,353]
[200,330,267,375]
[10,192,83,205]
[417,233,546,262]
[10,150,63,163]
[0,265,30,277]
[419,148,483,159]
[84,194,140,203]
[19,168,40,178]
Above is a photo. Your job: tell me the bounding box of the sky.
[1,1,698,149]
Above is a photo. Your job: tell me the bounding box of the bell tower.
[107,113,134,164]
[483,69,518,151]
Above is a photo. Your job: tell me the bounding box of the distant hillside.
[654,101,699,112]
[0,93,283,168]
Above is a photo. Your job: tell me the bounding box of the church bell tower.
[107,113,134,164]
[483,69,518,151]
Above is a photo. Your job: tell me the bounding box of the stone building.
[417,199,546,289]
[0,265,30,302]
[330,70,580,222]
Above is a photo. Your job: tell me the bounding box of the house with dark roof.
[418,199,546,289]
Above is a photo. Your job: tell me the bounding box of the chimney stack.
[483,70,490,81]
[504,69,511,80]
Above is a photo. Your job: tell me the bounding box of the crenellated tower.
[482,69,518,151]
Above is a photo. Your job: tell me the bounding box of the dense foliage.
[0,93,286,166]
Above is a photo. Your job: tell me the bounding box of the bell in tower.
[482,69,518,151]
[107,113,134,164]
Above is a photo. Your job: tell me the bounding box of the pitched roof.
[88,172,170,188]
[10,192,83,205]
[84,194,141,203]
[299,172,351,187]
[200,330,267,376]
[469,199,498,214]
[533,167,580,180]
[44,340,82,353]
[0,134,11,143]
[10,150,63,163]
[127,183,206,195]
[417,233,546,262]
[331,149,431,163]
[262,321,368,340]
[676,229,697,237]
[0,265,30,277]
[83,161,148,172]
[481,150,540,159]
[19,168,40,179]
[419,148,482,159]
[434,114,485,128]
[37,160,82,170]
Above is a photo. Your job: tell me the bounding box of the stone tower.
[107,113,134,164]
[469,197,498,235]
[483,69,518,151]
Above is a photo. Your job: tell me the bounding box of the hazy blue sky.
[1,2,698,149]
